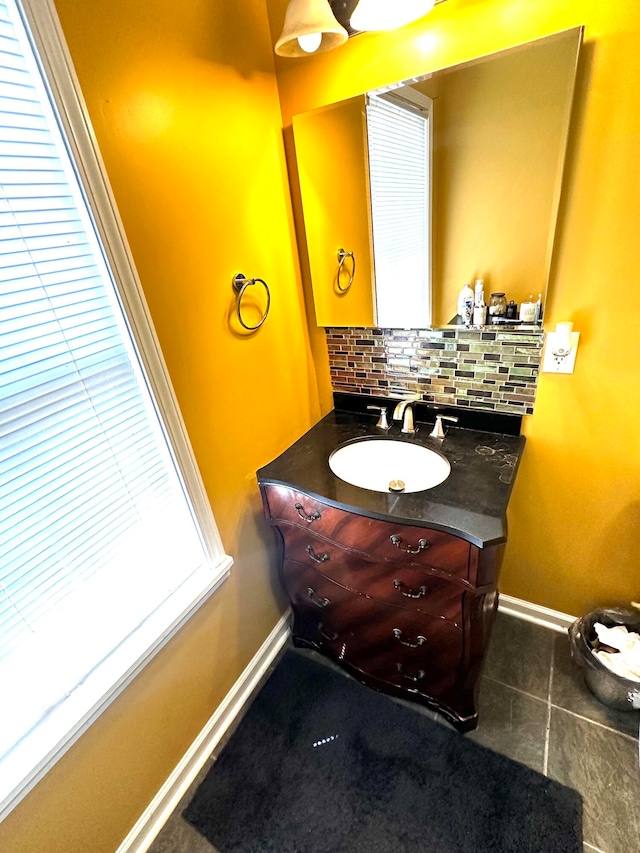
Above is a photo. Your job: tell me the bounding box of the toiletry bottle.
[534,293,543,324]
[519,296,536,323]
[457,281,474,325]
[473,279,486,325]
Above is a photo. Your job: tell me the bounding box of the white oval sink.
[329,439,451,493]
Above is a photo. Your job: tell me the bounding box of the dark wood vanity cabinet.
[260,483,505,732]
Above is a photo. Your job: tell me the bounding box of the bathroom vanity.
[257,405,524,731]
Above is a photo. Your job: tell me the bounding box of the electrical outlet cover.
[542,331,580,373]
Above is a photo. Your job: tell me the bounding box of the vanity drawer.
[283,560,462,699]
[263,484,471,579]
[282,527,465,626]
[283,559,365,651]
[340,604,463,696]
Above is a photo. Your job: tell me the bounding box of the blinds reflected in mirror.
[365,92,431,328]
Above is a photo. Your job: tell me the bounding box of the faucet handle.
[367,405,390,431]
[430,414,459,439]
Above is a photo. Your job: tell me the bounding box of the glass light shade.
[275,0,348,57]
[298,32,323,52]
[350,0,436,31]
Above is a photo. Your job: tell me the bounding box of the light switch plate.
[542,331,580,373]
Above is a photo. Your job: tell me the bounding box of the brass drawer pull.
[396,663,425,683]
[306,544,329,563]
[307,587,330,608]
[319,622,339,641]
[295,502,321,522]
[390,534,429,554]
[393,579,429,599]
[393,628,427,648]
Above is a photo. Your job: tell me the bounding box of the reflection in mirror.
[292,27,582,329]
[366,89,432,327]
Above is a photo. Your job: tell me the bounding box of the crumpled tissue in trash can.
[592,622,640,681]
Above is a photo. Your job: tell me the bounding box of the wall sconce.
[275,0,348,57]
[275,0,440,57]
[542,321,580,374]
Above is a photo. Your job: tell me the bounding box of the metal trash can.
[568,607,640,711]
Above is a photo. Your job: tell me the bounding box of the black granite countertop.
[257,410,525,548]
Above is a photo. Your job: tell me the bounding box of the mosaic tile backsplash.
[326,327,544,416]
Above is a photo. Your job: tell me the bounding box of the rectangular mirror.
[292,27,583,329]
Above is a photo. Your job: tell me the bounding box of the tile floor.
[148,613,640,853]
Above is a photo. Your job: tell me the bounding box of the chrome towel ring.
[336,248,355,293]
[232,273,271,330]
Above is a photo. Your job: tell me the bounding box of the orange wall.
[268,0,640,616]
[0,1,319,851]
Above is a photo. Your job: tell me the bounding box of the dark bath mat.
[184,649,582,852]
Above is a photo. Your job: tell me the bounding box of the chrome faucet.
[367,405,390,430]
[430,414,459,439]
[393,399,418,435]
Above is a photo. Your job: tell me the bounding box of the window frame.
[1,0,232,820]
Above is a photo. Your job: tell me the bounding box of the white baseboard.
[498,593,576,633]
[116,610,291,853]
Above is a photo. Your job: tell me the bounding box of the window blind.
[366,93,431,327]
[0,0,220,812]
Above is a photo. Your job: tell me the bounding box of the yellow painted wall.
[293,96,375,325]
[2,2,639,850]
[268,0,640,616]
[0,1,319,851]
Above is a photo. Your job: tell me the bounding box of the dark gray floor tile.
[483,612,554,699]
[551,633,640,738]
[547,706,640,853]
[466,675,548,772]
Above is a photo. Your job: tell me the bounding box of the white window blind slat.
[5,192,75,211]
[0,409,150,497]
[1,386,144,464]
[2,463,169,581]
[0,113,48,134]
[3,182,66,199]
[0,350,132,411]
[3,478,167,592]
[0,110,46,130]
[2,474,165,586]
[0,348,127,397]
[0,0,228,816]
[1,396,147,475]
[0,427,157,527]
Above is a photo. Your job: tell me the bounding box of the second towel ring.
[232,273,270,331]
[336,248,355,293]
